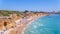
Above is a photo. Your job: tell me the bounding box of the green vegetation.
[0,10,48,16]
[24,10,29,13]
[0,10,22,16]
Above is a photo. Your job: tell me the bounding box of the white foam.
[33,25,37,28]
[38,24,44,26]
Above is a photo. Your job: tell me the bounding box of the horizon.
[0,0,60,12]
[0,9,60,12]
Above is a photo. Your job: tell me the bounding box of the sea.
[24,14,60,34]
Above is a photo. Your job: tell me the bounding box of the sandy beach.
[15,14,48,34]
[2,13,48,34]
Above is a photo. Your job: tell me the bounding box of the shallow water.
[24,14,60,34]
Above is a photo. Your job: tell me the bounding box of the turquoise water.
[24,14,60,34]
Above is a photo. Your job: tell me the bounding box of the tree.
[24,10,29,13]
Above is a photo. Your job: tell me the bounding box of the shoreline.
[21,15,48,34]
[7,14,48,34]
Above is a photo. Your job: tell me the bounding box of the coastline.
[7,14,48,34]
[21,14,48,34]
